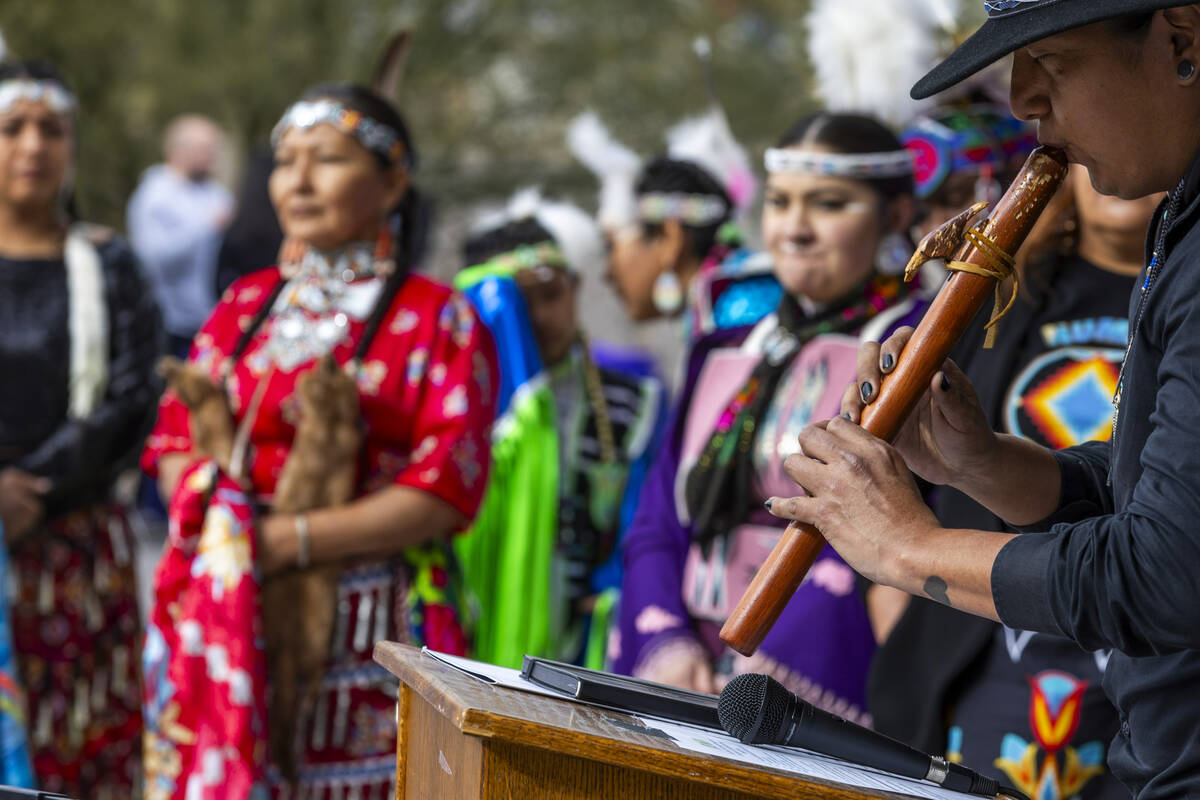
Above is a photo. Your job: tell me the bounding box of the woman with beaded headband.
[901,101,1039,240]
[0,59,161,795]
[140,83,499,797]
[452,192,665,670]
[568,109,780,346]
[611,113,928,719]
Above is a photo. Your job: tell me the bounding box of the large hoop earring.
[875,232,913,275]
[651,271,684,314]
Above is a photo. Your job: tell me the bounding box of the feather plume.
[806,0,961,126]
[534,195,605,278]
[567,111,641,230]
[371,29,412,102]
[505,186,544,222]
[666,106,758,213]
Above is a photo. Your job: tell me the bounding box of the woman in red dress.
[141,84,498,799]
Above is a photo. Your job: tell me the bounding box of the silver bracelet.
[295,514,311,568]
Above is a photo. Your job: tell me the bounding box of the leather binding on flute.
[719,146,1069,657]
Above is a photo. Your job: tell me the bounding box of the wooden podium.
[374,642,933,800]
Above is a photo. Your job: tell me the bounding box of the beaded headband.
[764,147,915,178]
[901,106,1037,198]
[272,99,408,166]
[492,241,567,272]
[0,80,77,115]
[637,192,730,227]
[463,241,568,276]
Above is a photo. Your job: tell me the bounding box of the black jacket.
[0,232,162,517]
[994,153,1200,798]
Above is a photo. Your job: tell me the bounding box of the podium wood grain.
[374,642,927,800]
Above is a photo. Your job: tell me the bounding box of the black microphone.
[719,673,1003,798]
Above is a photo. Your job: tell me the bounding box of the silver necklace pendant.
[299,243,378,284]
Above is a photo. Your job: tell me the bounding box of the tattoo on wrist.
[923,575,951,607]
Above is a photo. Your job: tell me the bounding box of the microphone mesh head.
[719,672,791,743]
[757,675,793,742]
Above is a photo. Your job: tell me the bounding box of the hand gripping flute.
[719,146,1069,656]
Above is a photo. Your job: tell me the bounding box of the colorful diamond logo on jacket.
[1005,347,1123,450]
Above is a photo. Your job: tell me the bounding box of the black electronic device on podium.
[521,655,1027,800]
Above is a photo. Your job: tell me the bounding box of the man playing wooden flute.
[766,3,1200,797]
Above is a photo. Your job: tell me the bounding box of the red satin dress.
[141,263,498,799]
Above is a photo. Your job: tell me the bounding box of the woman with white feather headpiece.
[453,189,665,670]
[567,106,775,338]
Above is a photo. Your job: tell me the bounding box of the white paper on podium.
[422,648,562,697]
[646,718,977,800]
[422,650,980,799]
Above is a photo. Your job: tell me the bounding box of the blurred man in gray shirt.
[127,114,233,356]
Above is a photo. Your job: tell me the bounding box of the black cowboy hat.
[912,0,1190,99]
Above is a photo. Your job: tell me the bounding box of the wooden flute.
[719,145,1069,657]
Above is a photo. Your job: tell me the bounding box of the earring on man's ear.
[651,271,684,315]
[1179,60,1196,81]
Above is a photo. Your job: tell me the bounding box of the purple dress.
[612,297,929,725]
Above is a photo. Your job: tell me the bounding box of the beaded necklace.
[1110,177,1186,476]
[263,243,383,371]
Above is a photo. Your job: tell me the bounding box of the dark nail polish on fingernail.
[940,374,951,392]
[842,412,853,420]
[882,353,894,371]
[860,381,874,402]
[763,499,774,512]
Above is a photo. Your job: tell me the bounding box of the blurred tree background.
[1,0,981,365]
[2,0,821,230]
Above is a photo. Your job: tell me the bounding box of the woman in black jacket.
[0,59,161,795]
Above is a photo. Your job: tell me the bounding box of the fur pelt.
[263,354,362,783]
[567,111,642,230]
[157,356,235,475]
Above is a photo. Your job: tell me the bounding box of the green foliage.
[3,0,826,227]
